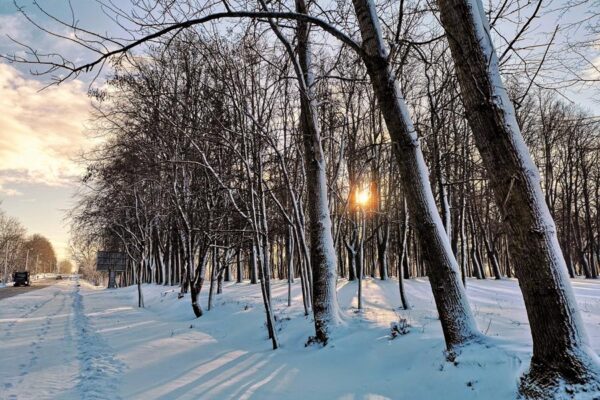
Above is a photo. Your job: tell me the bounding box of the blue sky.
[0,0,598,261]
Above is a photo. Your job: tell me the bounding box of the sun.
[355,188,370,207]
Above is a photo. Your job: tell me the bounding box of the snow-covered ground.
[0,277,599,399]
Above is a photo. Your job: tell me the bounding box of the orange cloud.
[0,62,92,192]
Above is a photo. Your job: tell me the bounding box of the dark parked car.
[13,271,31,287]
[56,275,63,280]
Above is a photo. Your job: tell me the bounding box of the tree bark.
[436,0,600,394]
[350,0,479,351]
[295,0,341,345]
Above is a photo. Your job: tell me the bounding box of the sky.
[0,0,598,261]
[0,61,89,260]
[0,0,114,260]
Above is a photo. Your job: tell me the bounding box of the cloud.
[0,62,92,189]
[0,185,23,197]
[583,54,600,81]
[0,14,29,44]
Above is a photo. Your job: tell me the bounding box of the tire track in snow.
[1,290,61,341]
[72,281,124,400]
[16,292,68,384]
[2,289,65,399]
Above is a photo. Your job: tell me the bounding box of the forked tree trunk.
[345,238,357,282]
[350,0,479,351]
[436,0,600,395]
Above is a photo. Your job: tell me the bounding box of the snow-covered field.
[0,277,599,399]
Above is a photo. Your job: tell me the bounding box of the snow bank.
[77,277,600,399]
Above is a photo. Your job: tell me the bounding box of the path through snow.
[0,280,123,400]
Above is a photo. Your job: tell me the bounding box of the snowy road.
[0,281,79,399]
[0,280,56,301]
[0,280,122,400]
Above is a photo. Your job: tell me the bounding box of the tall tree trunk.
[350,0,479,351]
[295,0,341,345]
[436,0,600,394]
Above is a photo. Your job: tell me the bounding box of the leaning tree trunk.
[350,0,479,352]
[436,0,600,395]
